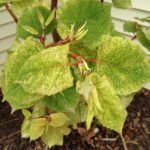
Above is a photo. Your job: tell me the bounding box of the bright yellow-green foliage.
[77,73,127,133]
[1,0,150,148]
[3,38,44,109]
[96,35,150,95]
[21,110,71,147]
[17,44,73,96]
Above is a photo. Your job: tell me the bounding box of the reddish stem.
[46,38,97,65]
[66,61,82,67]
[69,52,97,63]
[40,37,45,46]
[45,37,70,48]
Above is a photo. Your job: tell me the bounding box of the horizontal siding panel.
[111,7,150,22]
[105,0,150,12]
[0,10,13,25]
[0,51,7,65]
[0,22,16,39]
[0,35,16,52]
[0,6,5,12]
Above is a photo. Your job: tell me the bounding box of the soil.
[0,89,150,150]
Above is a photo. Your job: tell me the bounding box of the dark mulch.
[0,89,150,150]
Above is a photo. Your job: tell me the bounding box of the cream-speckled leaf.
[93,74,127,133]
[3,37,44,109]
[78,73,127,133]
[58,0,114,49]
[17,44,73,96]
[12,0,36,17]
[96,35,150,96]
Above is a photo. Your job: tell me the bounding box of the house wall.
[0,0,150,75]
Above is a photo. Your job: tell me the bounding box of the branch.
[69,52,97,63]
[5,3,18,23]
[51,0,61,42]
[45,37,71,48]
[131,35,136,41]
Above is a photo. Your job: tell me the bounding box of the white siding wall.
[0,0,150,75]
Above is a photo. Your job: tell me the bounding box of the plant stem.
[69,52,97,63]
[51,0,61,42]
[120,134,128,150]
[45,37,97,64]
[101,0,104,3]
[131,35,136,41]
[45,37,70,48]
[5,3,18,23]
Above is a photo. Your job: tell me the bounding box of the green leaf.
[17,6,57,39]
[78,73,127,133]
[0,73,4,90]
[137,30,150,50]
[3,37,44,109]
[58,0,114,49]
[45,8,55,26]
[135,16,150,23]
[22,25,39,35]
[0,3,4,7]
[112,0,132,9]
[120,94,134,108]
[96,35,150,95]
[41,126,65,147]
[49,113,70,127]
[22,109,31,119]
[0,0,20,4]
[21,119,30,138]
[59,126,71,135]
[123,21,138,33]
[29,118,47,140]
[11,0,50,17]
[143,28,150,41]
[66,103,87,125]
[17,44,73,96]
[37,9,45,28]
[11,0,36,17]
[42,87,80,112]
[32,102,46,118]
